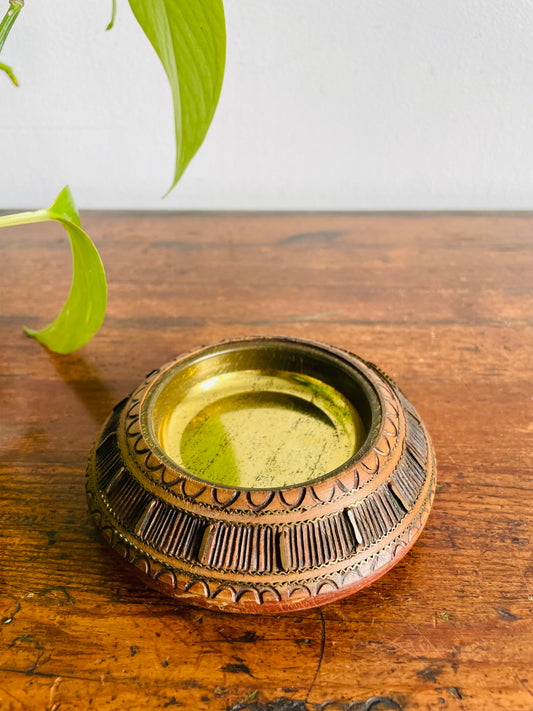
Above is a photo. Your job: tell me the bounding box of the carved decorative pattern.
[345,483,406,550]
[281,513,355,571]
[200,523,277,573]
[87,462,435,612]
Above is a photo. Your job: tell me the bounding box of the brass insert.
[144,339,374,490]
[154,369,365,489]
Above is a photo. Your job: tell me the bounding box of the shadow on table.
[48,349,117,426]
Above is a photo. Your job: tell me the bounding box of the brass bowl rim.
[138,335,384,492]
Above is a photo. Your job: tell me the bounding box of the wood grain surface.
[1,212,532,710]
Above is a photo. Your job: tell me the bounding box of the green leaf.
[0,0,24,87]
[0,59,18,85]
[106,0,117,31]
[128,0,226,193]
[0,186,107,354]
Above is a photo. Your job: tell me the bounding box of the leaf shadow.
[47,348,116,427]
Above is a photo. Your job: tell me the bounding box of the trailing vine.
[0,1,226,352]
[0,0,23,86]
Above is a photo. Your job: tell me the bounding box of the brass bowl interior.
[143,340,379,490]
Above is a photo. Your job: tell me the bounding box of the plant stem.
[0,0,24,84]
[0,0,23,53]
[0,209,49,229]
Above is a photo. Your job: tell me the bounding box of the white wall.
[2,1,533,210]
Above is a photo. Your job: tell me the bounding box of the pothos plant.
[0,0,226,353]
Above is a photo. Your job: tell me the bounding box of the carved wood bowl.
[86,336,436,614]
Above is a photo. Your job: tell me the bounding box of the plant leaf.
[0,186,107,353]
[0,0,24,86]
[106,0,117,31]
[0,60,18,86]
[128,0,226,193]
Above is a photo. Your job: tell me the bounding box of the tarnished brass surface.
[143,338,377,490]
[154,368,365,490]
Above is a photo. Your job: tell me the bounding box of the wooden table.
[1,213,532,710]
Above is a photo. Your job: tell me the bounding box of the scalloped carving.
[235,588,261,604]
[144,451,165,473]
[259,587,281,603]
[315,579,340,596]
[278,487,307,508]
[154,570,177,589]
[361,450,380,475]
[245,490,274,511]
[309,483,336,504]
[184,579,210,597]
[161,468,183,488]
[180,479,206,500]
[211,488,241,508]
[210,585,239,602]
[288,584,312,599]
[133,555,151,576]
